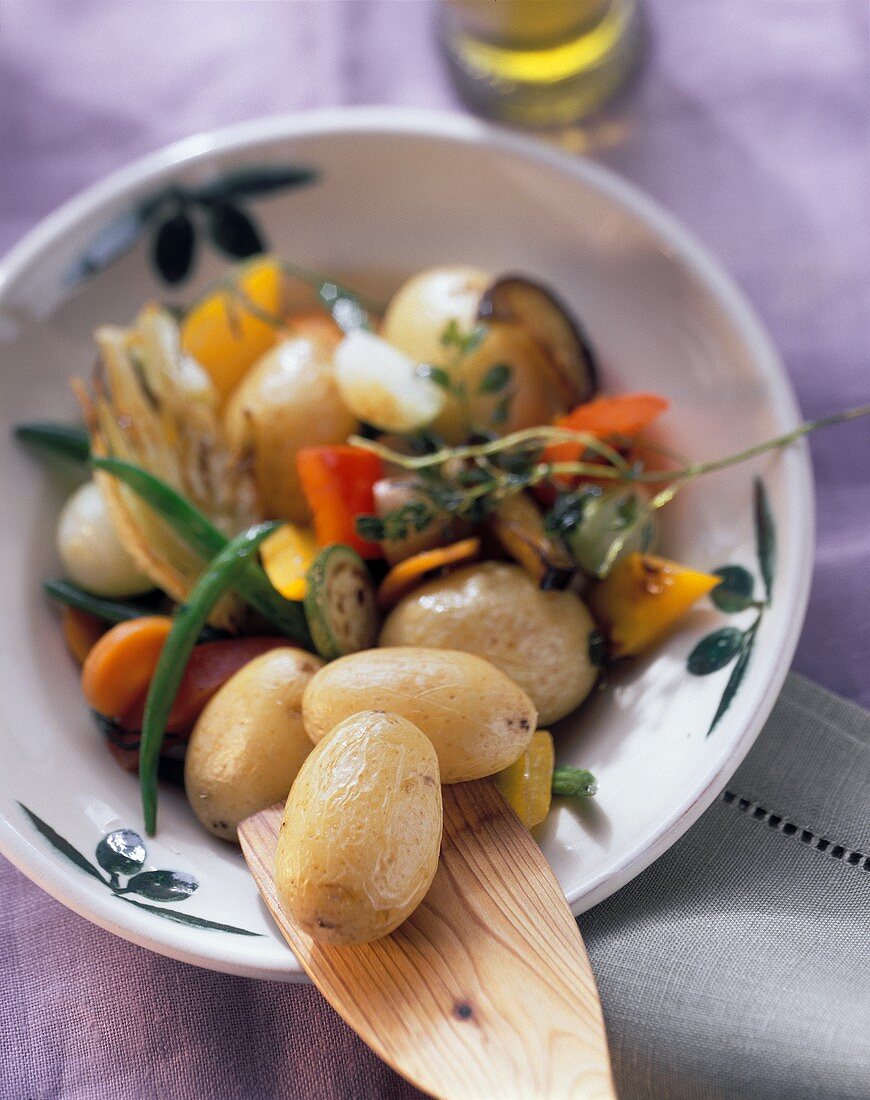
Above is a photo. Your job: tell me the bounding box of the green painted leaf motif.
[208,201,264,259]
[64,207,149,286]
[118,896,263,936]
[14,422,90,463]
[153,211,196,284]
[687,627,744,675]
[753,478,776,604]
[707,623,758,735]
[190,165,318,202]
[123,869,199,902]
[18,804,107,885]
[96,830,146,876]
[711,565,756,613]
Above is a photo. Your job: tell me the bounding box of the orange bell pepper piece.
[376,538,481,609]
[296,445,383,558]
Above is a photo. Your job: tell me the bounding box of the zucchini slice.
[304,544,379,659]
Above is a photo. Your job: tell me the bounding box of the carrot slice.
[62,607,107,666]
[81,616,172,719]
[376,538,481,609]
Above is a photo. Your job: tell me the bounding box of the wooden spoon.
[239,778,615,1099]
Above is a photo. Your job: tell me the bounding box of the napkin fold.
[581,673,870,1100]
[2,673,868,1099]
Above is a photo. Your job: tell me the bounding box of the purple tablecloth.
[2,3,868,1097]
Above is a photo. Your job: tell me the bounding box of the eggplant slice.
[478,275,598,407]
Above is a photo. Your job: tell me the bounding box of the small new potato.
[185,647,324,841]
[303,647,536,782]
[57,480,153,598]
[223,335,357,522]
[275,710,442,945]
[381,266,566,442]
[379,563,598,725]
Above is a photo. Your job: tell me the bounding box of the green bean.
[551,767,598,799]
[92,456,311,645]
[139,522,278,834]
[43,579,228,642]
[15,422,90,463]
[43,579,158,623]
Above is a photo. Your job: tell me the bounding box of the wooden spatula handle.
[240,780,615,1099]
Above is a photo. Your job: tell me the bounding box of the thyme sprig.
[351,404,870,486]
[352,404,870,544]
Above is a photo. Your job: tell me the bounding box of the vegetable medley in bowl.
[15,257,814,945]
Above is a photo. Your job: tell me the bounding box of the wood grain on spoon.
[239,779,615,1100]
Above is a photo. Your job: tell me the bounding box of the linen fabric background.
[1,3,868,1098]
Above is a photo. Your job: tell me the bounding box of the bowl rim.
[0,106,814,980]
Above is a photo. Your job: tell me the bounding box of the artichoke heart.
[75,305,261,630]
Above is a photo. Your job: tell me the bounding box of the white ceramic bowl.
[0,108,812,981]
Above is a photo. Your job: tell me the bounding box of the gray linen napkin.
[582,673,870,1100]
[2,672,868,1100]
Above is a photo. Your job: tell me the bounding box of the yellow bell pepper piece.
[589,552,720,657]
[495,729,555,829]
[181,257,284,403]
[261,523,319,601]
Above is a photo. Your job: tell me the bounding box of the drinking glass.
[439,0,642,127]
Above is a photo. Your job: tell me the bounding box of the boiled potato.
[185,647,324,841]
[223,335,357,522]
[379,563,598,725]
[303,647,536,782]
[381,266,566,442]
[275,710,442,945]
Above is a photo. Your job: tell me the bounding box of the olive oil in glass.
[439,0,642,126]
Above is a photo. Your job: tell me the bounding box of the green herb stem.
[355,404,870,487]
[140,522,277,834]
[352,425,616,471]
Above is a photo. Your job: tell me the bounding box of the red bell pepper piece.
[542,393,669,468]
[119,635,289,734]
[296,445,383,558]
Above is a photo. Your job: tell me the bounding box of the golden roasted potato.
[184,647,323,841]
[379,563,598,724]
[275,710,442,945]
[303,646,536,782]
[223,335,357,522]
